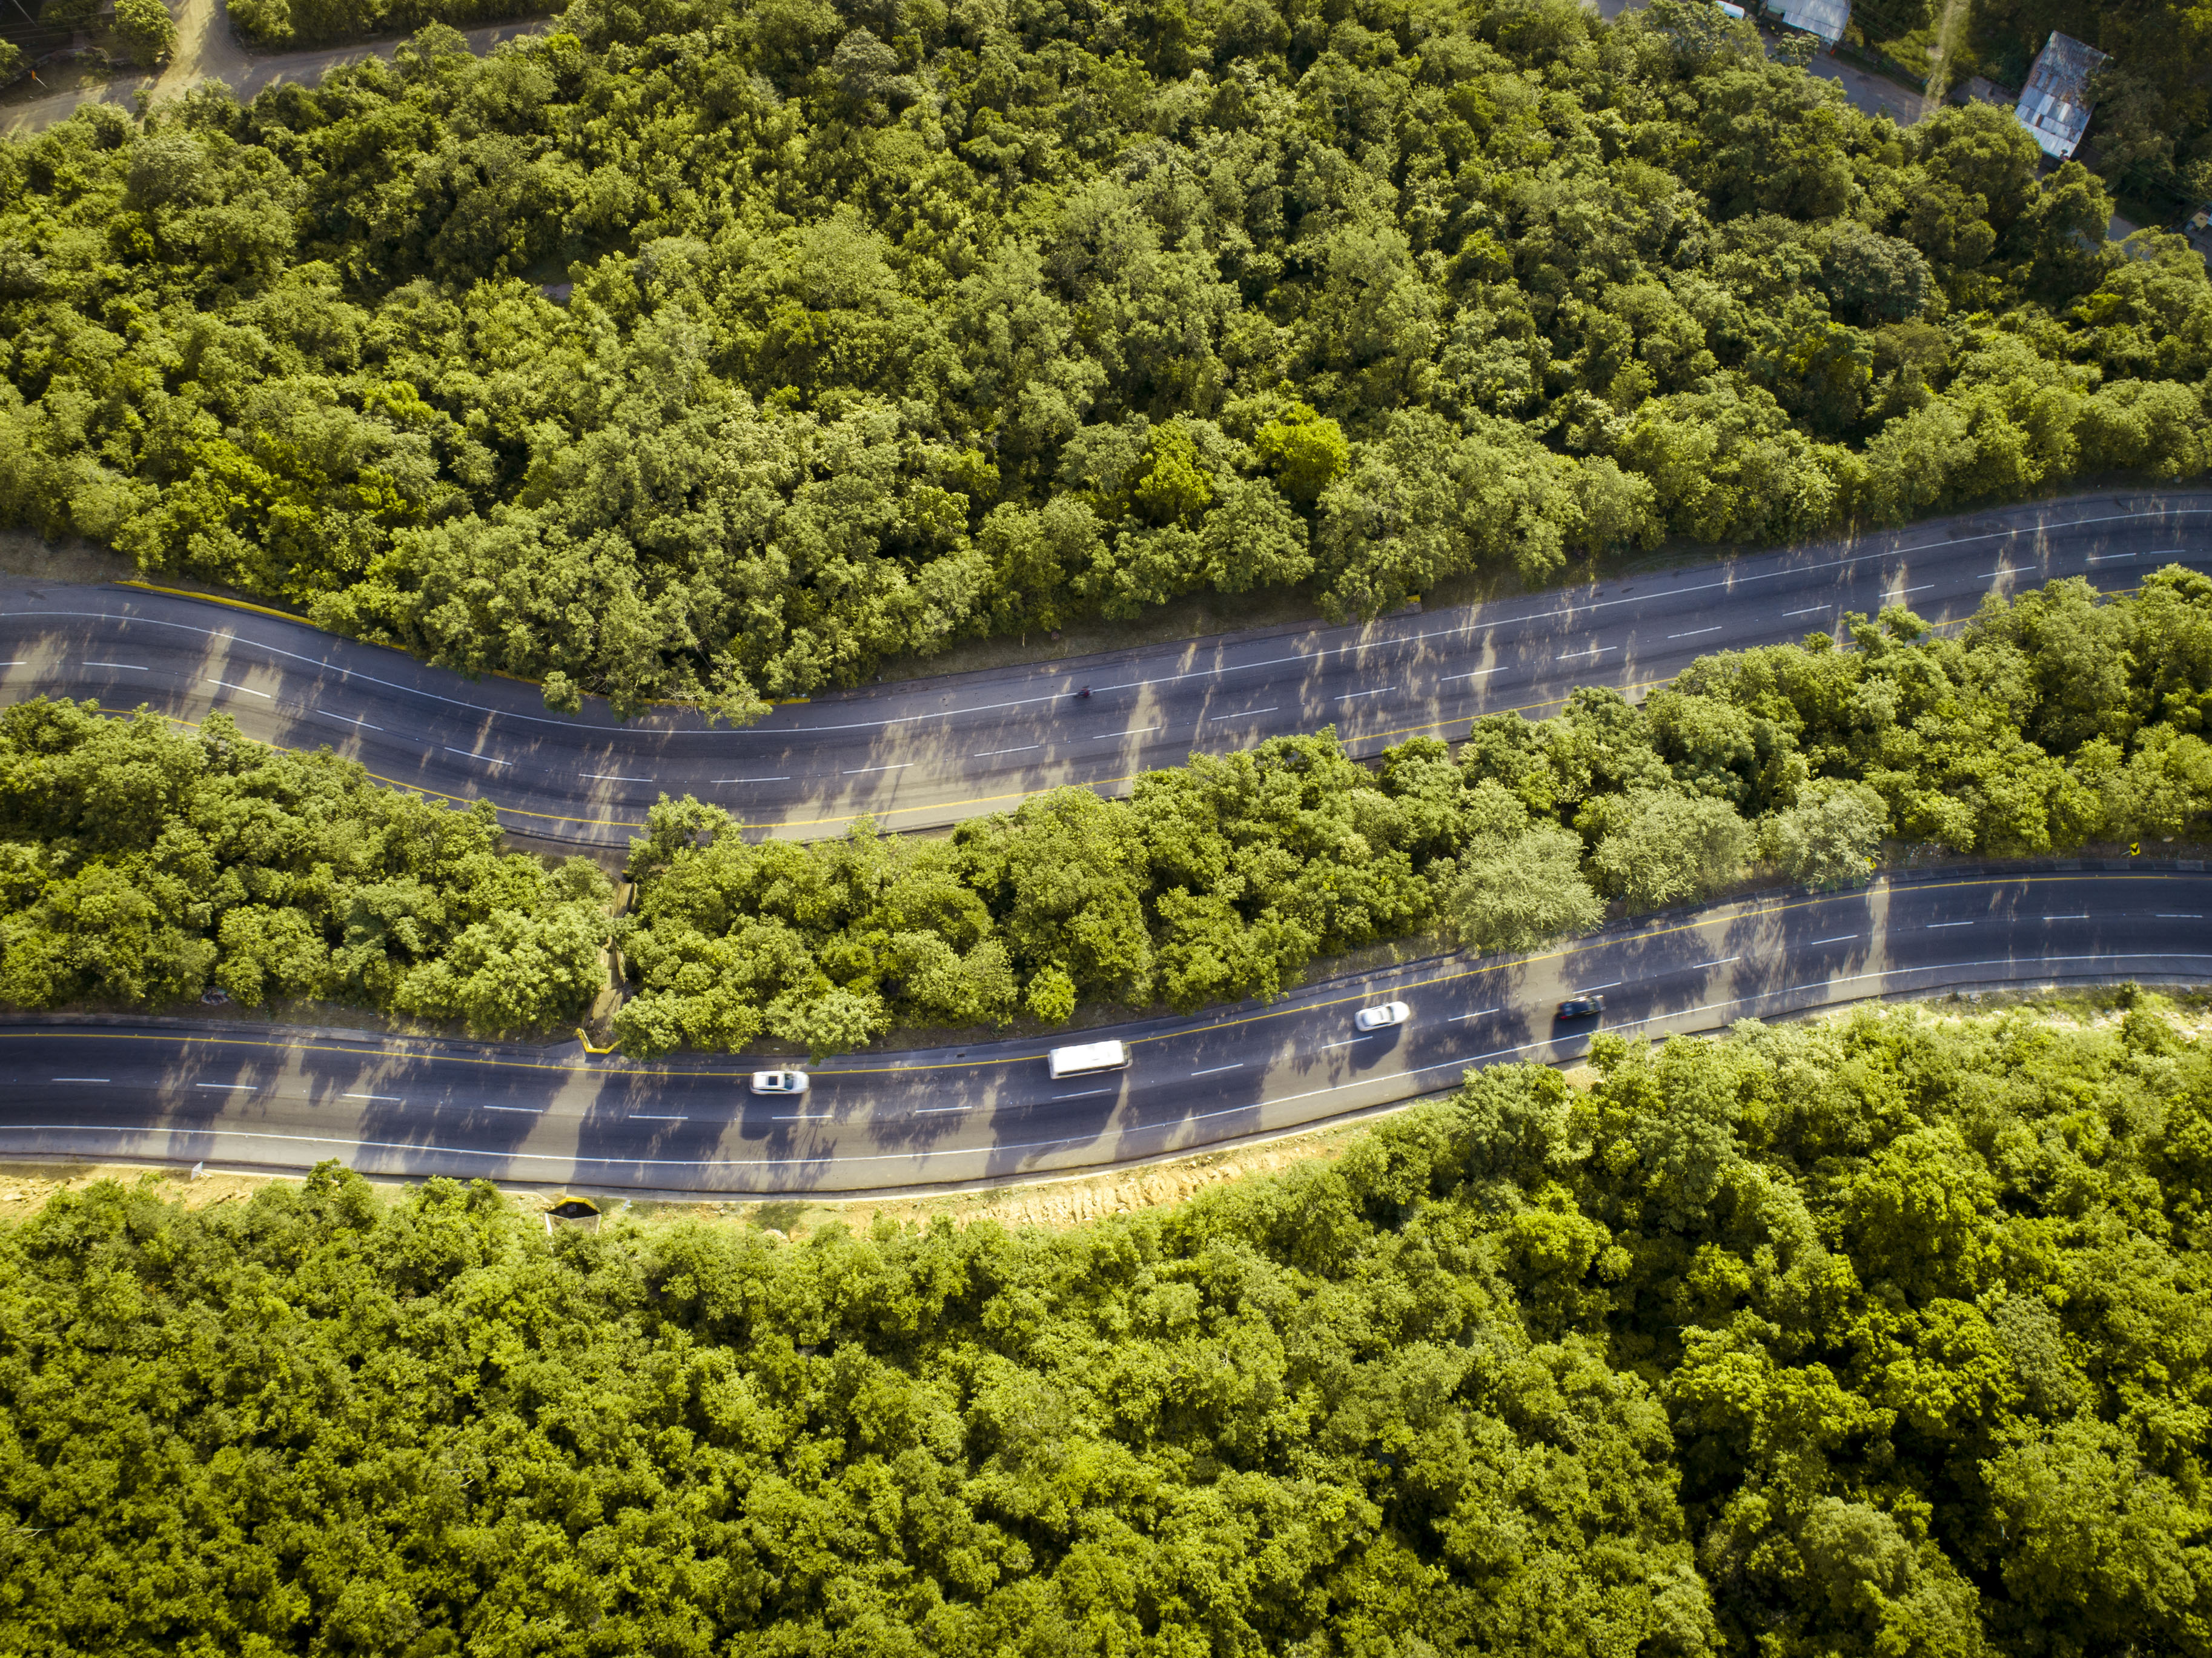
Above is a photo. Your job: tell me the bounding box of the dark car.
[1557,993,1607,1020]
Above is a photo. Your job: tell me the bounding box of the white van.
[1047,1040,1131,1079]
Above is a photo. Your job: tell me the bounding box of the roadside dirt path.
[3,1,546,136]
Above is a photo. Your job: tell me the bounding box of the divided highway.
[2,871,2205,1195]
[3,491,2208,847]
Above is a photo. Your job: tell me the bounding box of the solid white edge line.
[18,952,2212,1175]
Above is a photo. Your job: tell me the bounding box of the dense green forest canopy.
[615,570,2212,1057]
[0,697,612,1029]
[1,0,2208,714]
[4,999,2210,1655]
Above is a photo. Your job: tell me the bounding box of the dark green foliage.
[5,1003,2210,1654]
[0,697,612,1030]
[1,0,2205,715]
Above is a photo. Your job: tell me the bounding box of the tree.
[1439,824,1604,954]
[113,0,177,64]
[1586,789,1752,909]
[1763,780,1887,889]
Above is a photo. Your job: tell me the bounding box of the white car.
[749,1070,810,1095]
[1354,1000,1410,1031]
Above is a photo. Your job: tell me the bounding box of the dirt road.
[2,0,545,137]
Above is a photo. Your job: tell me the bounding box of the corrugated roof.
[1767,0,1849,45]
[2013,32,2108,158]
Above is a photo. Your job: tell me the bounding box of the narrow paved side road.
[2,0,547,137]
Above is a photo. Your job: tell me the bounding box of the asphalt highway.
[3,490,2208,847]
[2,870,2204,1196]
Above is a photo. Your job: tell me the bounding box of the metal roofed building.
[2015,32,2109,159]
[1765,0,1850,47]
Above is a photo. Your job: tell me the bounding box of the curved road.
[2,869,2205,1195]
[3,490,2207,849]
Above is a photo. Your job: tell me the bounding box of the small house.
[1763,0,1849,48]
[2014,32,2108,160]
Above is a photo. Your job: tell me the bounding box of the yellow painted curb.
[575,1027,619,1055]
[116,581,306,623]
